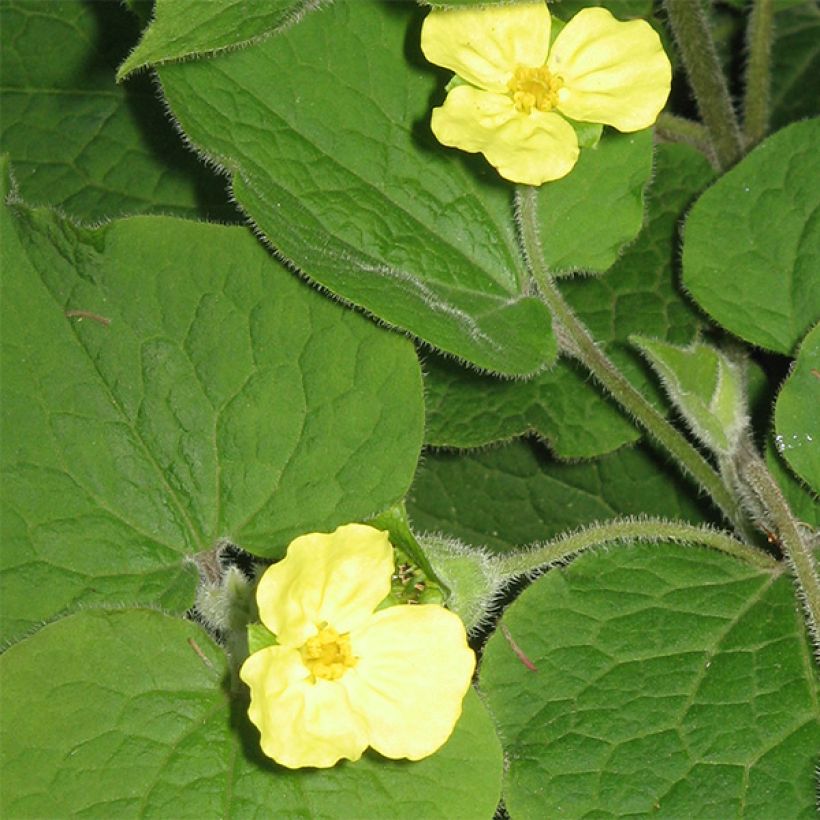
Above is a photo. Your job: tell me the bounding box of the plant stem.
[736,438,820,652]
[663,0,744,169]
[494,517,777,579]
[743,0,774,146]
[655,113,717,166]
[516,187,754,541]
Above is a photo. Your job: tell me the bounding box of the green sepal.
[247,622,278,656]
[567,119,604,149]
[444,74,470,93]
[631,336,748,456]
[366,503,448,596]
[418,534,505,633]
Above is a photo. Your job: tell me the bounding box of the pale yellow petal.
[344,605,475,760]
[431,85,580,185]
[255,524,393,646]
[240,646,369,769]
[421,2,551,92]
[548,7,671,131]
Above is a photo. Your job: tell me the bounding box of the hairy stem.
[663,0,744,168]
[656,112,716,161]
[517,187,754,541]
[743,0,774,146]
[494,517,777,579]
[736,438,820,653]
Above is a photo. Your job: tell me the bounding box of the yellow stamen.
[300,625,357,681]
[508,66,563,114]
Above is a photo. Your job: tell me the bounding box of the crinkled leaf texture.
[774,323,820,495]
[423,143,711,456]
[480,544,819,818]
[683,118,820,355]
[153,0,563,375]
[1,163,423,644]
[0,0,232,222]
[0,609,503,818]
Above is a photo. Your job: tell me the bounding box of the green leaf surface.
[118,0,314,80]
[536,129,655,276]
[0,0,234,222]
[774,323,820,494]
[1,185,423,644]
[153,0,557,375]
[480,545,819,818]
[0,608,503,818]
[407,438,710,554]
[424,143,713,456]
[683,118,820,355]
[771,2,820,130]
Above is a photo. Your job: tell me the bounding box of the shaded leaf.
[0,0,234,222]
[407,438,710,554]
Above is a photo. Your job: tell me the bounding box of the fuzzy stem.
[736,438,820,653]
[655,112,716,164]
[494,517,778,579]
[742,0,774,146]
[663,0,744,168]
[517,187,754,541]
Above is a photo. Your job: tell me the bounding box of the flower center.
[300,625,357,682]
[508,66,563,114]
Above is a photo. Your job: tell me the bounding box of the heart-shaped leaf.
[152,1,561,375]
[479,544,818,817]
[1,165,423,643]
[0,609,503,818]
[683,118,820,355]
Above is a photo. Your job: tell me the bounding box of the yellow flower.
[239,523,476,769]
[421,2,671,185]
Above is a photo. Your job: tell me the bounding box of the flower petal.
[256,524,393,646]
[548,7,671,132]
[344,605,476,760]
[431,85,580,185]
[421,2,551,92]
[240,646,370,769]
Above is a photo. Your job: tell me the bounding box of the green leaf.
[771,3,820,129]
[631,337,747,455]
[153,1,556,375]
[536,129,655,275]
[479,545,819,817]
[1,181,424,643]
[118,0,313,80]
[424,143,713,456]
[683,118,820,355]
[549,0,654,20]
[774,323,820,494]
[0,0,234,222]
[0,609,503,818]
[407,438,710,554]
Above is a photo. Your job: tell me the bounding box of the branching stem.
[736,438,820,654]
[663,0,744,168]
[516,187,754,541]
[494,517,777,579]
